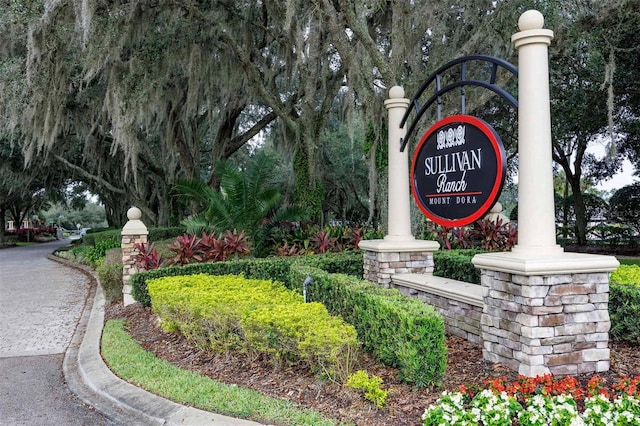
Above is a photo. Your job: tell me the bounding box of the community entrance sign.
[399,55,518,227]
[411,114,506,227]
[360,9,619,379]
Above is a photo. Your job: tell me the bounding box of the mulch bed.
[105,303,640,426]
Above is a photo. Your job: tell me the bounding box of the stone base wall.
[394,283,483,344]
[121,234,147,305]
[479,269,610,376]
[363,250,434,287]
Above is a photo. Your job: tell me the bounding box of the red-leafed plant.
[199,230,251,262]
[452,227,473,249]
[274,241,302,257]
[470,218,505,251]
[167,234,205,265]
[133,242,164,270]
[433,218,518,252]
[310,228,338,254]
[346,225,364,250]
[200,231,227,262]
[437,226,453,250]
[223,230,250,260]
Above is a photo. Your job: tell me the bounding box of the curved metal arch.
[399,55,518,152]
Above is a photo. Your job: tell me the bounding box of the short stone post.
[121,206,148,306]
[360,86,439,287]
[473,10,619,377]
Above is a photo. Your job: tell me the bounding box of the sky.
[596,158,637,192]
[589,143,638,193]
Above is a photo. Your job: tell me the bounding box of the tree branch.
[54,154,126,194]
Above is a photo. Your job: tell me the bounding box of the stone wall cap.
[472,252,619,275]
[393,273,483,308]
[121,220,149,236]
[359,238,440,253]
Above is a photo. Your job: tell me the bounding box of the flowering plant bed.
[107,302,640,425]
[423,375,640,425]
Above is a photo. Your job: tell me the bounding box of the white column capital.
[121,206,149,236]
[384,86,410,110]
[512,10,554,49]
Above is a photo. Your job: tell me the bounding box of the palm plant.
[174,152,308,256]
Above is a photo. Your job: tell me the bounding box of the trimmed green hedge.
[148,274,359,381]
[609,284,640,344]
[290,265,446,387]
[610,264,640,344]
[148,227,187,242]
[97,248,123,304]
[433,249,485,284]
[131,251,363,307]
[82,226,186,246]
[82,229,121,246]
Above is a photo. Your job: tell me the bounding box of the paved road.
[0,240,118,425]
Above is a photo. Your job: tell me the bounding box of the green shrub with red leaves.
[268,224,381,256]
[133,230,250,270]
[426,217,517,252]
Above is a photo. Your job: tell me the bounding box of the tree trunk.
[568,178,588,245]
[562,179,569,239]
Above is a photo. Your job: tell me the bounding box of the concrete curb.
[53,255,262,425]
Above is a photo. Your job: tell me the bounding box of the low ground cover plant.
[147,274,359,381]
[346,370,389,408]
[422,375,640,425]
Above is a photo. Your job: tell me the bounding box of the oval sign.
[411,114,506,228]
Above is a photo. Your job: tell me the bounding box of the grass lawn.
[101,319,340,426]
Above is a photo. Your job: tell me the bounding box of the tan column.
[384,86,414,241]
[511,10,562,256]
[359,86,439,284]
[121,206,148,306]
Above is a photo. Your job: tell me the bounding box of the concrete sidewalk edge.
[53,255,262,425]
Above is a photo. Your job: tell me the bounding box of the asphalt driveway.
[0,240,118,425]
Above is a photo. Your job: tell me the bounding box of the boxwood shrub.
[83,226,186,246]
[433,249,485,284]
[148,274,359,381]
[289,265,446,387]
[131,251,363,307]
[82,229,121,246]
[610,264,640,344]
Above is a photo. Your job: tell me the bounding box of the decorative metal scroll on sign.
[400,55,518,152]
[404,55,517,227]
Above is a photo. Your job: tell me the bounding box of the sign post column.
[359,86,439,288]
[511,10,562,256]
[385,86,413,240]
[473,10,619,377]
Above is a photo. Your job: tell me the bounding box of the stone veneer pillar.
[473,11,619,377]
[121,206,148,306]
[359,86,439,287]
